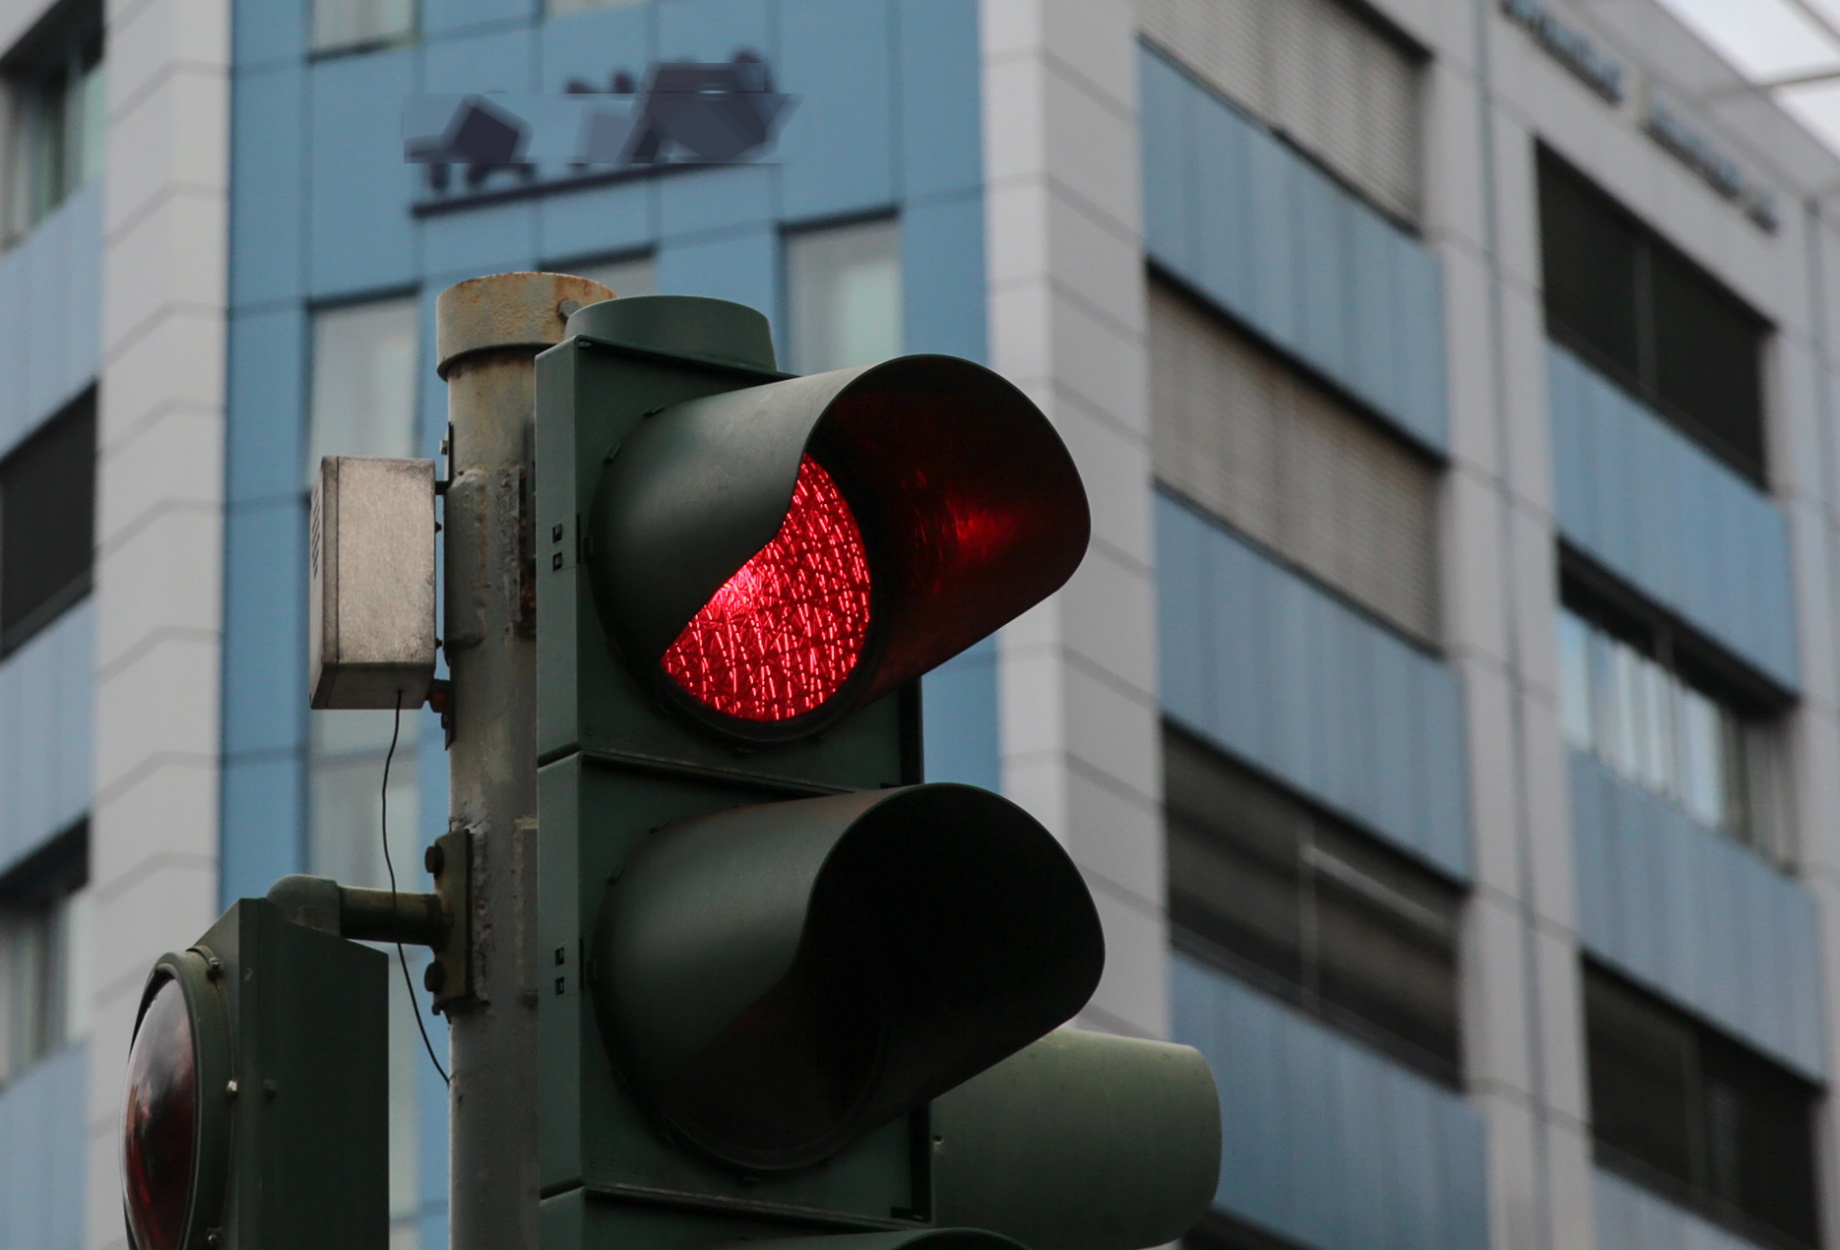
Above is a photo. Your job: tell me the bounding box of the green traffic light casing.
[124,898,388,1250]
[534,294,1220,1250]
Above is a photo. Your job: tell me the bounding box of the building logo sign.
[1500,0,1625,104]
[1500,0,1777,235]
[403,53,795,215]
[1644,90,1779,233]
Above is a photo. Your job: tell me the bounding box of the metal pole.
[434,272,611,1250]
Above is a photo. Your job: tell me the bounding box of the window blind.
[1139,0,1422,222]
[1150,278,1441,644]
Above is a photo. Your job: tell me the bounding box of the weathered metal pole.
[434,272,610,1250]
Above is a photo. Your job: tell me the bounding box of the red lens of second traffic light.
[122,975,197,1250]
[661,454,872,722]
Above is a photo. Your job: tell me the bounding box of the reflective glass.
[787,219,902,374]
[308,299,421,481]
[311,0,413,52]
[122,977,197,1250]
[1558,610,1593,748]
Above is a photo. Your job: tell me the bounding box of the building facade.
[3,0,1840,1249]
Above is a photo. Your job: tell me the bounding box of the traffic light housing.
[120,898,388,1250]
[535,294,1220,1250]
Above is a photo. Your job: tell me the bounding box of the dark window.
[0,821,89,1086]
[1556,568,1789,864]
[1586,965,1821,1250]
[1,0,104,246]
[1538,149,1769,483]
[1164,724,1463,1084]
[0,389,96,654]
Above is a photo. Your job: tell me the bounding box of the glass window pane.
[59,887,92,1044]
[1538,153,1641,383]
[309,299,421,480]
[309,755,421,890]
[1586,970,1697,1193]
[1307,835,1461,1076]
[311,0,414,53]
[1636,657,1675,796]
[1558,609,1594,750]
[1651,248,1766,481]
[568,255,655,300]
[1,390,97,652]
[1605,637,1646,781]
[76,49,105,190]
[786,218,902,374]
[1676,685,1725,829]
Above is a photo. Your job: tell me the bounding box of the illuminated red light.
[122,977,197,1250]
[662,455,872,721]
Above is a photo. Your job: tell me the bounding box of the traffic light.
[535,293,1221,1250]
[120,895,389,1250]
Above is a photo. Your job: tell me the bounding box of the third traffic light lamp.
[536,294,1219,1250]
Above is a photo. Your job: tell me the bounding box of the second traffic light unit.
[535,295,1219,1250]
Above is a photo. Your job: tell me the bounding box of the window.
[547,0,644,19]
[785,218,902,374]
[308,297,421,483]
[1557,575,1787,863]
[0,388,96,655]
[307,297,426,1245]
[566,254,656,301]
[1,0,104,247]
[1149,277,1441,645]
[1586,965,1821,1250]
[1164,725,1463,1083]
[309,711,425,1244]
[0,824,90,1086]
[1538,150,1770,483]
[311,0,413,56]
[1137,0,1421,222]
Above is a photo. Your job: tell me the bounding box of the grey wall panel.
[1548,345,1798,689]
[1173,954,1489,1250]
[0,600,93,878]
[1140,45,1447,454]
[0,1041,86,1250]
[1594,1167,1758,1250]
[1157,491,1470,878]
[1570,750,1824,1076]
[0,183,103,459]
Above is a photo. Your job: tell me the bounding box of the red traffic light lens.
[662,455,871,721]
[122,975,197,1250]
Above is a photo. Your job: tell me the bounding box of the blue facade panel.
[0,182,102,455]
[0,601,94,877]
[1173,955,1489,1250]
[1156,493,1470,879]
[895,0,982,200]
[778,0,897,221]
[921,639,999,792]
[306,49,419,298]
[1594,1167,1758,1250]
[1138,46,1448,453]
[0,1042,87,1250]
[225,305,309,505]
[230,64,308,308]
[1548,345,1798,689]
[1570,750,1824,1077]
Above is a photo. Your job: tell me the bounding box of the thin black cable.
[383,690,450,1086]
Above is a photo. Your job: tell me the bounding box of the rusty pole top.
[435,271,615,378]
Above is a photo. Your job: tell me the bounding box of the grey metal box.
[309,456,437,709]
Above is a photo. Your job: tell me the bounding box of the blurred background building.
[5,0,1840,1249]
